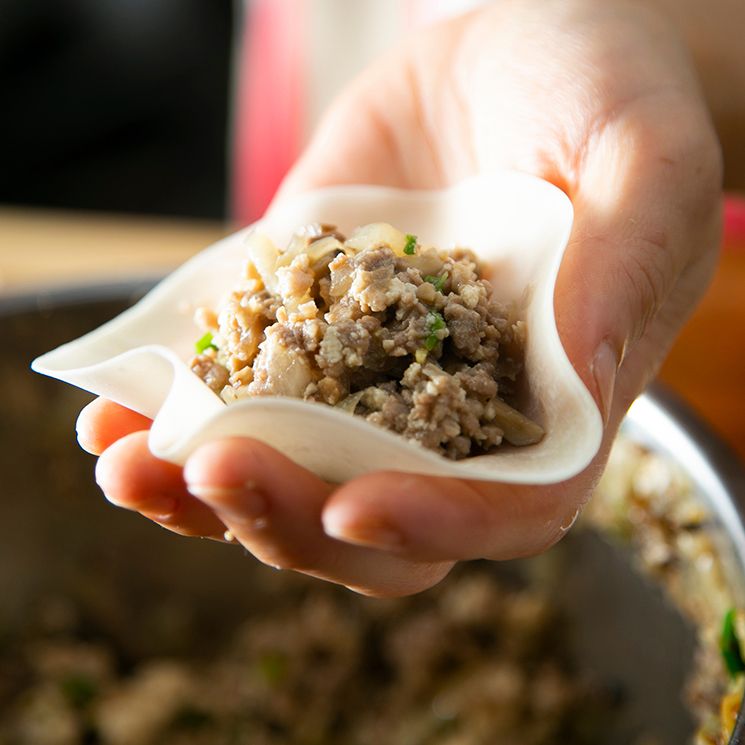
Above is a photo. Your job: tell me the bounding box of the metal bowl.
[1,283,744,744]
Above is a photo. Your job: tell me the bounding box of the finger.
[184,438,453,596]
[95,431,227,539]
[76,397,152,455]
[274,57,412,202]
[273,36,458,204]
[322,471,594,563]
[554,91,722,426]
[323,429,615,564]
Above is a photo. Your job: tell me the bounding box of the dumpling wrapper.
[32,172,602,484]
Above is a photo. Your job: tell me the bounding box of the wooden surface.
[0,206,742,460]
[0,207,230,290]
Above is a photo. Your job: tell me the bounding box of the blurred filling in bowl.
[0,286,743,745]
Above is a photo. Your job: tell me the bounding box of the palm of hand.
[78,1,721,596]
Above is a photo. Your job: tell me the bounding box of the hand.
[77,0,722,596]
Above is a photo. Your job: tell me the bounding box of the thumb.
[554,92,722,430]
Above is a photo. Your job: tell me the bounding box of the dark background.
[0,0,234,219]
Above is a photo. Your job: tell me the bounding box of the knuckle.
[645,103,723,214]
[616,238,672,345]
[609,108,722,350]
[690,130,724,197]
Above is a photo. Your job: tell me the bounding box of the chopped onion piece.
[489,398,544,446]
[306,236,344,262]
[245,232,279,292]
[279,232,311,266]
[406,247,445,276]
[346,223,407,255]
[336,390,365,414]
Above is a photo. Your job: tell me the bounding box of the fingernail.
[591,340,618,425]
[186,480,267,524]
[323,510,405,550]
[559,507,582,533]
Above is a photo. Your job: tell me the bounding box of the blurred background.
[0,0,487,224]
[0,0,234,220]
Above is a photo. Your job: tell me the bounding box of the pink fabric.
[724,195,745,247]
[233,0,307,226]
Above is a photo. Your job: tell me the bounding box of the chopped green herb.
[60,674,97,709]
[257,650,289,686]
[720,608,745,677]
[425,272,448,292]
[424,310,446,351]
[172,705,214,730]
[195,331,218,354]
[403,234,417,255]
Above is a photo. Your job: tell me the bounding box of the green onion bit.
[424,310,446,351]
[60,674,97,709]
[195,331,218,354]
[258,650,289,686]
[720,608,745,677]
[403,234,417,255]
[425,272,448,292]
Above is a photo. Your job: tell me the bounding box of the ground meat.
[189,353,229,394]
[191,223,543,458]
[364,361,505,459]
[350,248,398,312]
[444,302,485,359]
[216,288,280,375]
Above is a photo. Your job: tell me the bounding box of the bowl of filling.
[2,280,745,744]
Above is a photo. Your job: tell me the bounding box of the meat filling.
[190,223,543,459]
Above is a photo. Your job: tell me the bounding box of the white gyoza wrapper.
[32,172,602,484]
